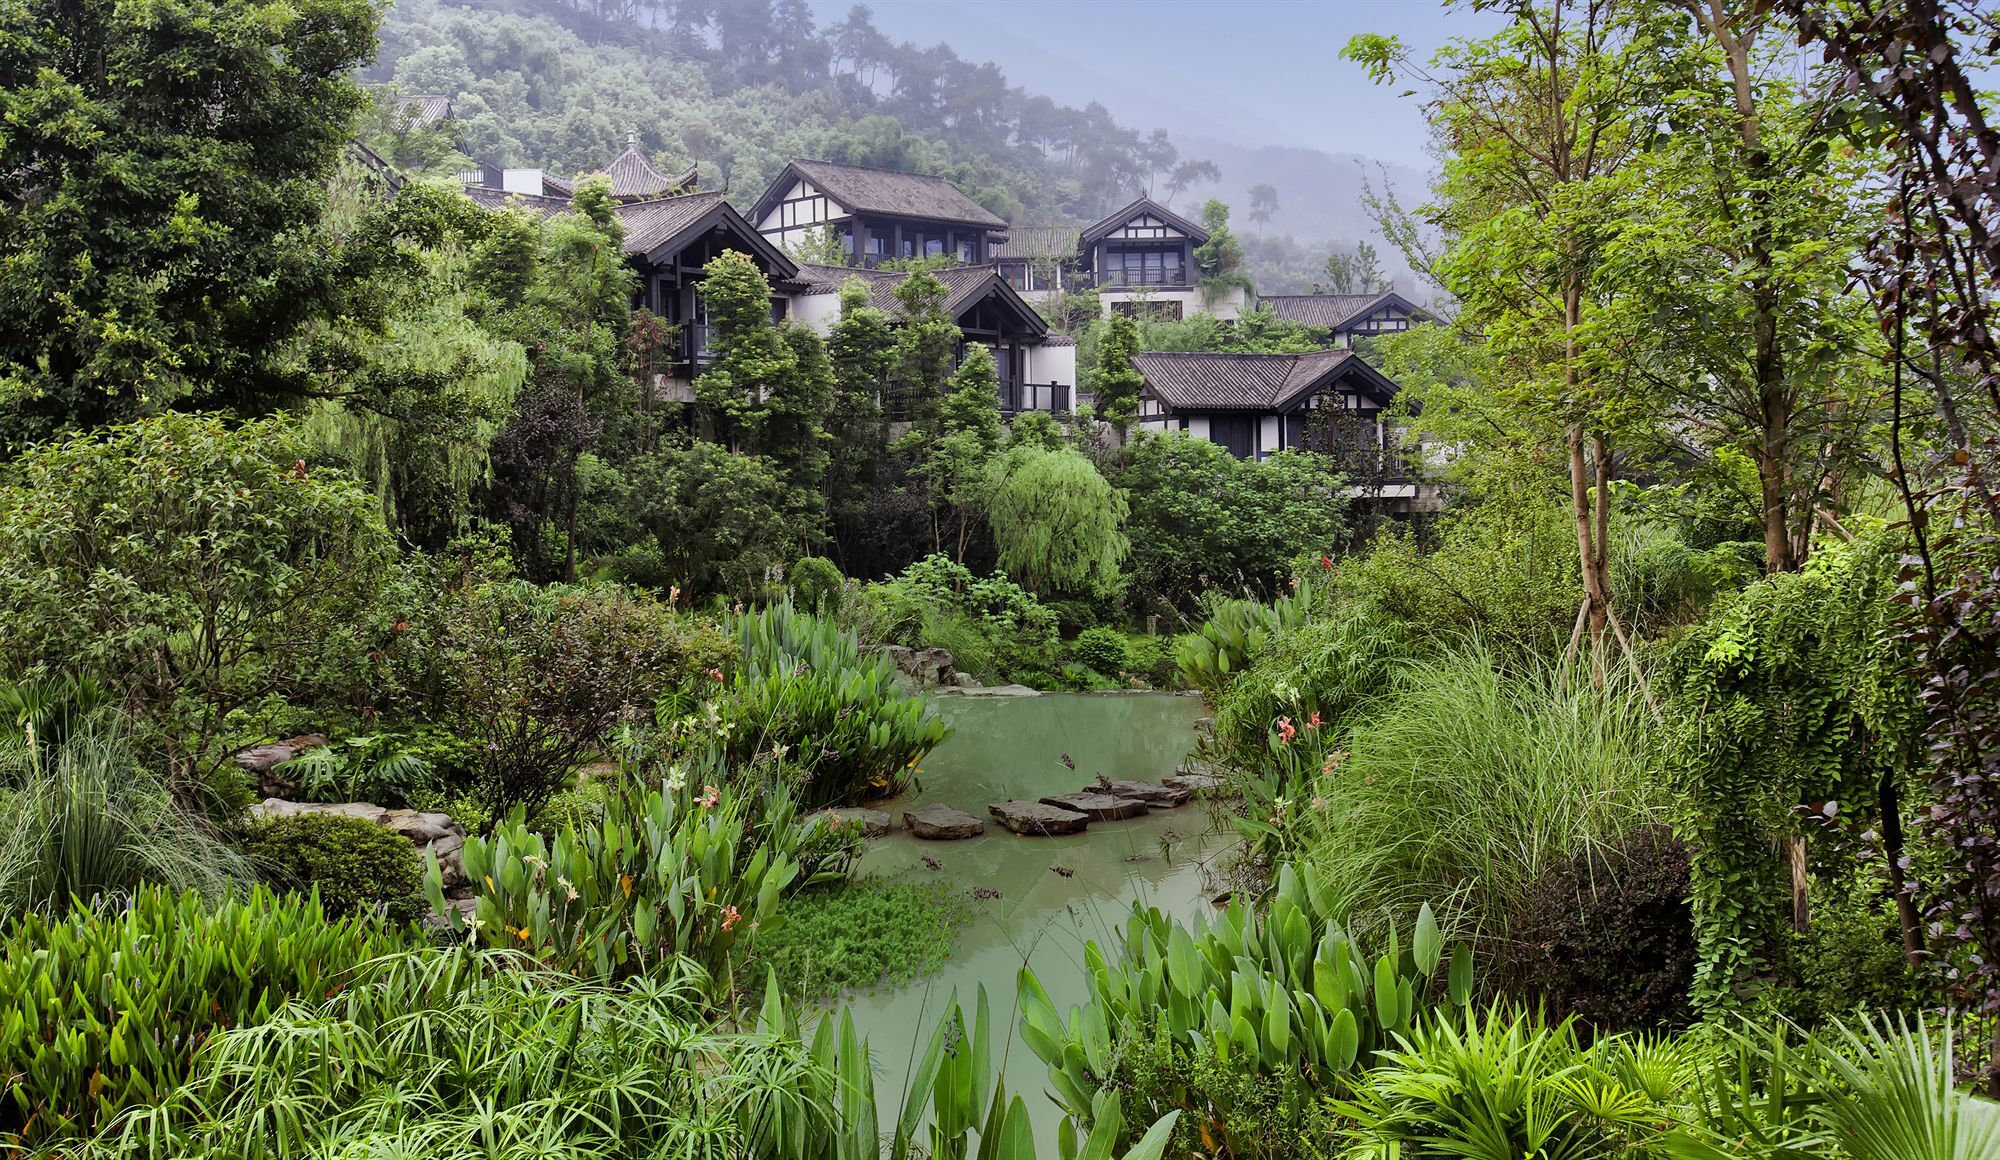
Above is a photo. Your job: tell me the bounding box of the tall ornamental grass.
[1284,648,1669,938]
[0,727,251,918]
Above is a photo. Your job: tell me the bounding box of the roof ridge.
[792,157,958,180]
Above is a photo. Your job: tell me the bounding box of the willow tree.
[985,446,1129,596]
[1346,0,1670,680]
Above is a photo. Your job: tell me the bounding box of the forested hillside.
[366,0,1391,289]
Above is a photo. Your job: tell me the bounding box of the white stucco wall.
[1259,415,1280,457]
[1096,283,1250,322]
[1027,344,1076,388]
[786,291,842,336]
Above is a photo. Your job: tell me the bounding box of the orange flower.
[620,874,633,898]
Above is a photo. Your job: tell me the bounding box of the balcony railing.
[882,381,1072,422]
[999,381,1071,416]
[1096,269,1191,289]
[683,323,714,365]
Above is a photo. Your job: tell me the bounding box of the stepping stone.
[1093,779,1193,807]
[903,803,987,840]
[988,800,1089,836]
[1163,771,1228,794]
[814,807,893,837]
[1040,792,1149,821]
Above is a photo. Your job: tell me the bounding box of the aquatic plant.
[690,600,949,808]
[0,885,413,1146]
[1020,863,1470,1154]
[430,773,855,989]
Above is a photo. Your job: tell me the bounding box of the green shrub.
[1497,823,1695,1032]
[1209,606,1417,767]
[863,554,1059,683]
[754,878,970,1002]
[1777,880,1926,1028]
[0,414,398,789]
[1071,627,1130,676]
[0,885,413,1145]
[1020,866,1470,1156]
[526,781,607,837]
[243,813,425,924]
[432,771,858,991]
[418,580,733,813]
[1125,634,1178,688]
[787,555,845,615]
[1174,578,1320,699]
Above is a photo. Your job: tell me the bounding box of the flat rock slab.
[1094,780,1193,807]
[1163,771,1228,794]
[383,809,461,843]
[815,807,893,838]
[960,684,1040,697]
[253,799,391,827]
[904,803,987,840]
[1039,792,1149,821]
[989,800,1089,836]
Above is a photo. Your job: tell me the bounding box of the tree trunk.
[1876,769,1927,966]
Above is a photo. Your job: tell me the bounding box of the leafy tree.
[824,279,893,541]
[1191,198,1252,305]
[890,269,961,429]
[623,441,811,600]
[1163,159,1221,208]
[1322,241,1388,294]
[921,345,1005,560]
[985,446,1129,597]
[693,250,795,444]
[1621,3,1883,574]
[785,223,850,266]
[0,0,381,450]
[1118,435,1346,618]
[1248,183,1280,233]
[1346,2,1669,677]
[1094,314,1146,438]
[0,414,397,792]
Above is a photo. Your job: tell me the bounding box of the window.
[866,232,887,257]
[957,238,975,262]
[924,235,944,257]
[1109,247,1184,286]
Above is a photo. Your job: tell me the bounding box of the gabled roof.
[1256,290,1427,332]
[992,225,1080,261]
[587,134,697,201]
[794,263,1046,338]
[393,94,454,132]
[753,159,1007,230]
[460,185,797,277]
[615,191,798,277]
[1080,196,1209,248]
[1133,349,1398,412]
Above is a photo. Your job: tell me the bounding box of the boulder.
[961,684,1040,697]
[233,734,327,798]
[1163,771,1228,794]
[426,833,468,888]
[383,809,460,844]
[252,798,390,827]
[903,803,987,840]
[1094,780,1193,808]
[989,800,1089,836]
[1039,792,1149,821]
[953,671,982,689]
[814,807,893,838]
[878,645,961,690]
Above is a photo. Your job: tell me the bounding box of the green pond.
[835,691,1231,1148]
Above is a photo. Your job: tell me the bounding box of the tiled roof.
[793,263,1045,335]
[614,191,729,254]
[773,159,1007,229]
[394,94,453,131]
[588,134,696,201]
[1080,196,1209,247]
[1132,349,1369,411]
[992,225,1080,260]
[1257,291,1417,331]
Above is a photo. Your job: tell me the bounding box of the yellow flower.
[620,874,633,898]
[516,927,533,941]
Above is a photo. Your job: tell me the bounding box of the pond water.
[835,691,1234,1149]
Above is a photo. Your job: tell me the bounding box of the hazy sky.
[802,0,1508,169]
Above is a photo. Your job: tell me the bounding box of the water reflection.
[834,692,1233,1150]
